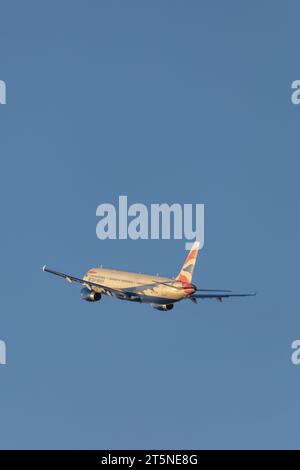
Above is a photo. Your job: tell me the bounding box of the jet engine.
[151,303,174,311]
[81,287,101,302]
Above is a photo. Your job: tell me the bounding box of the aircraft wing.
[190,292,256,302]
[42,265,141,300]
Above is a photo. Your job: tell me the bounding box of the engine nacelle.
[81,287,101,302]
[151,303,174,311]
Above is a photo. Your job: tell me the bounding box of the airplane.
[42,241,255,311]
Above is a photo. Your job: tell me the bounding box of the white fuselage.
[84,267,195,305]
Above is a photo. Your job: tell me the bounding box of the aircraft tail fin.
[176,240,200,284]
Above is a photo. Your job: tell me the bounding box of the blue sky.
[0,0,300,449]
